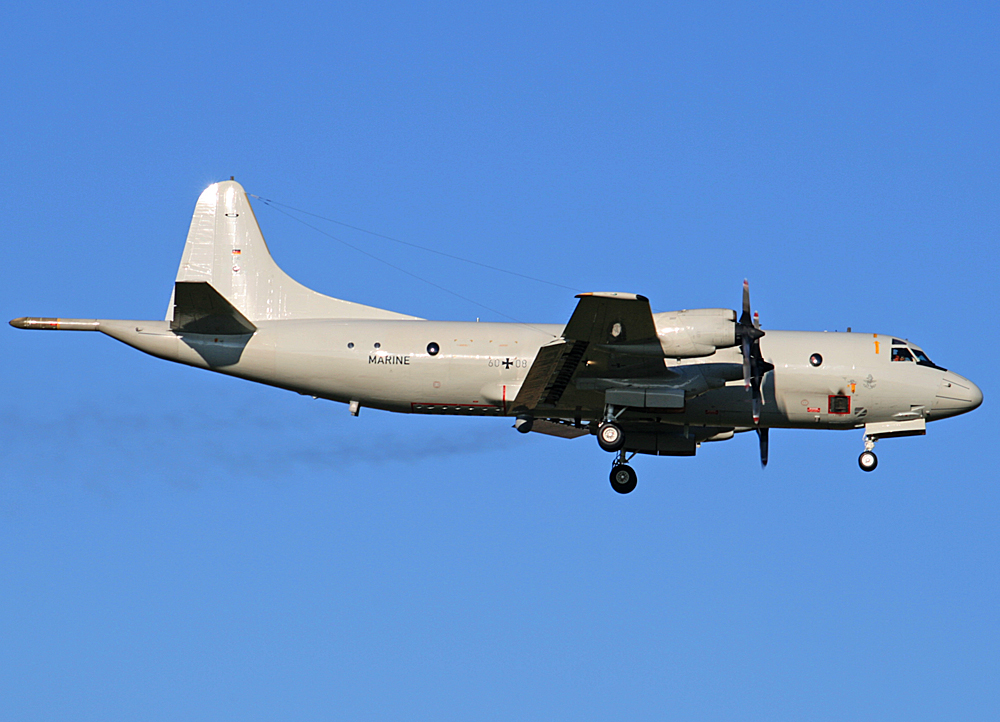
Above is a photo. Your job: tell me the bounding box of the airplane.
[11,180,983,493]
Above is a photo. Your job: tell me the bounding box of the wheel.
[513,415,533,434]
[609,464,638,494]
[597,422,625,452]
[859,450,878,472]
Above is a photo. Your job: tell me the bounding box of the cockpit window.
[910,347,946,370]
[891,344,947,370]
[892,338,907,345]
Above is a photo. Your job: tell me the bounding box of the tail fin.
[167,180,417,325]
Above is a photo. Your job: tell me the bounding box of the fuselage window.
[891,347,914,362]
[809,353,823,367]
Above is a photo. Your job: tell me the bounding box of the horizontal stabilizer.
[170,282,256,335]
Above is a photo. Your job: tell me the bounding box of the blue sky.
[2,2,998,719]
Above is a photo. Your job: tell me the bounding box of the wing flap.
[511,339,589,410]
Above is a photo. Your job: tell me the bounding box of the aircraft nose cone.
[968,378,984,411]
[932,371,983,418]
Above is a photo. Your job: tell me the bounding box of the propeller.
[737,280,775,466]
[757,427,769,468]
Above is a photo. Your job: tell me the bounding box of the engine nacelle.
[653,308,737,358]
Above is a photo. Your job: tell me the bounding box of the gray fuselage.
[95,318,979,432]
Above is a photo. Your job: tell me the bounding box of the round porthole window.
[427,342,440,356]
[347,342,354,349]
[374,342,381,349]
[809,353,823,367]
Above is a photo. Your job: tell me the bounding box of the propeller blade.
[737,280,762,341]
[742,336,751,388]
[757,427,769,468]
[737,279,772,425]
[751,369,762,422]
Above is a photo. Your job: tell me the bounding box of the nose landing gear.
[858,435,878,472]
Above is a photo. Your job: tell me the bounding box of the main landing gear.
[599,404,636,492]
[609,449,638,494]
[598,404,626,452]
[597,421,625,452]
[858,435,878,472]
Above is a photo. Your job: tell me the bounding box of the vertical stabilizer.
[167,181,417,323]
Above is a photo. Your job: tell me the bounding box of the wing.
[512,293,674,414]
[512,293,746,419]
[562,292,659,348]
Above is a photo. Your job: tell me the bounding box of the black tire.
[609,464,638,494]
[514,416,533,434]
[858,450,878,472]
[597,422,625,452]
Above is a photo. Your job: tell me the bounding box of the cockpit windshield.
[911,347,945,370]
[892,344,946,371]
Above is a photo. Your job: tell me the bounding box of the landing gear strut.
[858,435,878,472]
[609,449,638,494]
[597,404,626,452]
